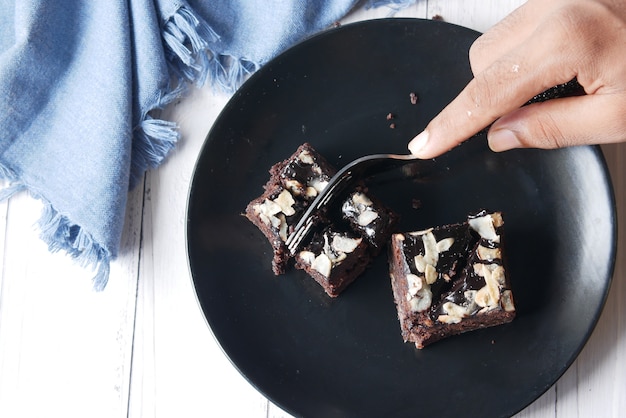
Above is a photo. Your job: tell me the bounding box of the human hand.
[408,0,626,158]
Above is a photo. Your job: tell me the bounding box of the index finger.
[408,20,577,158]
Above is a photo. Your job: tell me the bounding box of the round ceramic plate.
[186,19,616,417]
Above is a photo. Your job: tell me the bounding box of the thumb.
[488,93,626,151]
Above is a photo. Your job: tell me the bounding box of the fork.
[285,153,426,255]
[285,79,586,255]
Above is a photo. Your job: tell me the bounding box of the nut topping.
[501,290,515,312]
[273,189,296,216]
[284,179,304,196]
[408,288,432,312]
[309,178,328,193]
[407,231,456,311]
[299,232,362,278]
[468,214,500,242]
[298,150,315,165]
[351,192,373,206]
[473,263,505,309]
[331,235,362,253]
[311,253,332,277]
[357,210,379,227]
[343,192,380,228]
[406,273,423,297]
[477,245,501,261]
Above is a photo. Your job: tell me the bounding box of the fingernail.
[488,128,520,152]
[408,130,429,156]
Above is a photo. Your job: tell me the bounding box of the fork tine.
[285,172,351,255]
[286,153,419,255]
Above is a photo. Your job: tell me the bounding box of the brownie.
[295,188,398,297]
[341,190,397,253]
[246,143,398,296]
[245,143,335,275]
[294,226,371,297]
[389,211,515,348]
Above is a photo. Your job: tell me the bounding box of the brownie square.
[294,226,371,297]
[246,143,398,296]
[389,211,515,348]
[245,143,335,275]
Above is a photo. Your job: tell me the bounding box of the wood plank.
[566,143,626,417]
[0,184,142,418]
[427,0,524,33]
[129,86,270,418]
[0,182,7,290]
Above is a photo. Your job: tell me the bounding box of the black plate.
[186,19,616,418]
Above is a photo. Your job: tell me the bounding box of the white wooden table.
[1,1,624,417]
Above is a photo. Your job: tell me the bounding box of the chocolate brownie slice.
[294,226,371,297]
[246,143,398,296]
[389,211,515,348]
[341,190,397,254]
[245,143,335,275]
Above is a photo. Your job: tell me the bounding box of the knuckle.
[468,35,489,73]
[518,108,568,149]
[535,113,568,149]
[466,69,512,121]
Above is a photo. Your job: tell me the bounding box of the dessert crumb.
[409,92,418,105]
